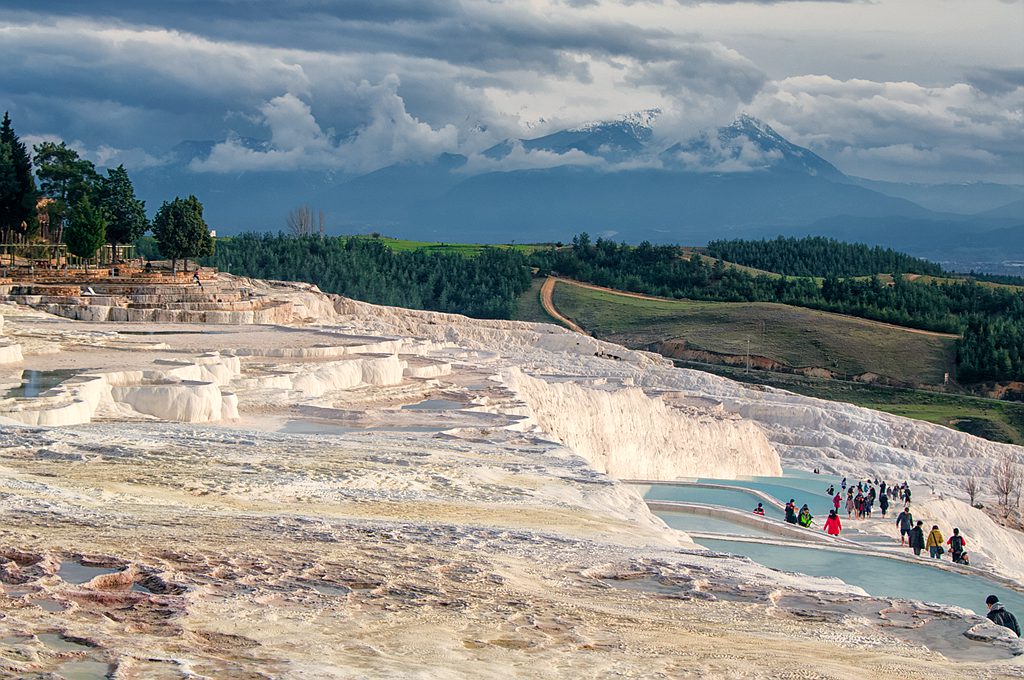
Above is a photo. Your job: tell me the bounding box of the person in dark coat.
[986,595,1021,637]
[878,490,889,517]
[784,499,797,524]
[909,520,926,556]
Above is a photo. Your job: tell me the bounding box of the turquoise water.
[634,484,784,520]
[657,509,776,538]
[697,537,1024,617]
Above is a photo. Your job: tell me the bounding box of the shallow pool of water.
[38,633,92,652]
[697,537,1024,617]
[55,660,110,680]
[58,562,119,585]
[280,419,446,435]
[5,369,81,398]
[401,398,467,411]
[657,509,776,538]
[633,484,784,520]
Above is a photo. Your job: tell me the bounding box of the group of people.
[753,478,972,566]
[747,473,1022,639]
[895,506,972,564]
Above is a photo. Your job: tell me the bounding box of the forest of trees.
[530,234,1024,383]
[705,236,945,277]
[204,233,532,319]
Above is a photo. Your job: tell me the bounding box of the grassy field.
[551,280,957,385]
[679,362,1024,445]
[513,278,559,324]
[357,236,545,256]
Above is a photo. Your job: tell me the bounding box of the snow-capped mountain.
[131,113,1023,264]
[484,109,659,163]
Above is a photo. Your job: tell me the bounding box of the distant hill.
[131,113,1024,269]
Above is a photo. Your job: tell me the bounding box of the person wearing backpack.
[926,525,945,559]
[947,528,967,563]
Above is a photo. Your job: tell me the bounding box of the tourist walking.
[985,596,1021,637]
[845,490,855,519]
[926,525,945,559]
[909,520,926,556]
[863,495,873,518]
[798,505,814,528]
[896,507,914,546]
[832,492,842,512]
[841,477,847,491]
[753,503,765,516]
[854,492,864,519]
[947,528,967,563]
[823,510,842,536]
[785,500,797,524]
[878,490,889,518]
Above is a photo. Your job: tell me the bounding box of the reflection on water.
[4,368,81,398]
[58,562,119,585]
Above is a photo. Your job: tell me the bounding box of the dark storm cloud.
[967,66,1024,95]
[1,0,1019,182]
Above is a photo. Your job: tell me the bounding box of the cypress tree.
[0,112,37,242]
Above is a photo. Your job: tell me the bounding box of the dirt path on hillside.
[539,277,587,334]
[547,277,960,340]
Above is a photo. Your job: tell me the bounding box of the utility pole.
[746,336,750,374]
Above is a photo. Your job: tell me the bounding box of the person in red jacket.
[832,492,842,511]
[824,510,843,536]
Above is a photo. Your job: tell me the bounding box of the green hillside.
[551,280,957,385]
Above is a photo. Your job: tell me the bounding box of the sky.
[1,0,1022,183]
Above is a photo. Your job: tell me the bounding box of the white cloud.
[748,74,1024,181]
[193,80,462,174]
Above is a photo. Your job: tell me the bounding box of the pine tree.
[99,165,148,247]
[0,112,37,242]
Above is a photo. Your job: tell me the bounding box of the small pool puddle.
[58,562,120,585]
[33,597,65,612]
[38,633,93,652]
[55,660,111,680]
[4,368,80,398]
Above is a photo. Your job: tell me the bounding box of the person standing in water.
[909,520,926,556]
[832,491,842,512]
[823,510,842,536]
[926,525,945,559]
[845,489,855,519]
[878,489,889,518]
[986,596,1021,637]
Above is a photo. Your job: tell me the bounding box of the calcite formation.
[0,276,1022,679]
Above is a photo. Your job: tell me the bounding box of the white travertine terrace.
[0,276,1022,677]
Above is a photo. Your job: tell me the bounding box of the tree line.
[0,112,211,270]
[705,236,945,277]
[203,233,532,319]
